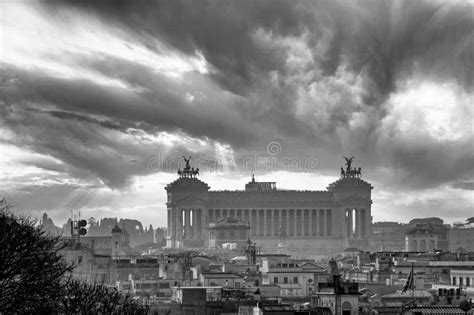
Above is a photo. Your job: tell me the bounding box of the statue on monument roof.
[178,156,199,178]
[183,156,191,170]
[343,156,354,171]
[341,156,362,178]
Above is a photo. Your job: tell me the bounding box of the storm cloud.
[1,0,473,224]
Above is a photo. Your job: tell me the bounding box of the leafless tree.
[56,277,149,314]
[0,198,73,313]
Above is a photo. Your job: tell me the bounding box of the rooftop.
[404,305,474,314]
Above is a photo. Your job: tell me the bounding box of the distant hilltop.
[40,213,166,247]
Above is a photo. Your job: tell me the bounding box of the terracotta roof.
[404,305,474,314]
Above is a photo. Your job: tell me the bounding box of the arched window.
[342,301,352,315]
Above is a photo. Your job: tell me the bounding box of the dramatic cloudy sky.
[1,0,473,228]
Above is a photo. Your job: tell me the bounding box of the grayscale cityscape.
[1,1,473,314]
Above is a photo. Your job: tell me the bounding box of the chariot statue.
[343,156,354,173]
[183,156,191,171]
[178,156,200,178]
[341,156,362,178]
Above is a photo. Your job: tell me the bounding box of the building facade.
[405,227,439,252]
[448,228,474,252]
[165,158,373,256]
[208,216,251,249]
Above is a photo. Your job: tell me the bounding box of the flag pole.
[401,263,415,312]
[411,263,415,307]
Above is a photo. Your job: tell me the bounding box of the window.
[453,277,457,285]
[459,277,463,286]
[293,277,298,284]
[159,283,170,289]
[78,256,82,264]
[342,301,352,315]
[467,277,471,287]
[284,277,288,284]
[273,277,278,284]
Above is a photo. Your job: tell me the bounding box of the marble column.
[192,209,198,238]
[286,210,290,237]
[322,209,326,236]
[261,210,265,236]
[178,209,183,239]
[356,209,362,239]
[255,209,260,236]
[292,210,296,236]
[199,209,204,238]
[309,210,312,236]
[271,210,275,236]
[326,209,332,236]
[347,209,353,238]
[278,210,282,237]
[167,210,171,237]
[297,210,301,236]
[313,210,317,236]
[171,209,176,238]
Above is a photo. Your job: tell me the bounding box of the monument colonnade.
[168,207,368,240]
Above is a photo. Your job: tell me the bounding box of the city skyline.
[1,0,473,227]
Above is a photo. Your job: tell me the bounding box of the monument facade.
[165,157,373,257]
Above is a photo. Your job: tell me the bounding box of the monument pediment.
[339,195,370,205]
[174,195,207,205]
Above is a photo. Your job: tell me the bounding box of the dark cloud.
[45,0,473,92]
[18,156,67,174]
[1,0,473,191]
[451,181,474,191]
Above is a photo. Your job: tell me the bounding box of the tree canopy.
[0,198,148,314]
[0,198,72,312]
